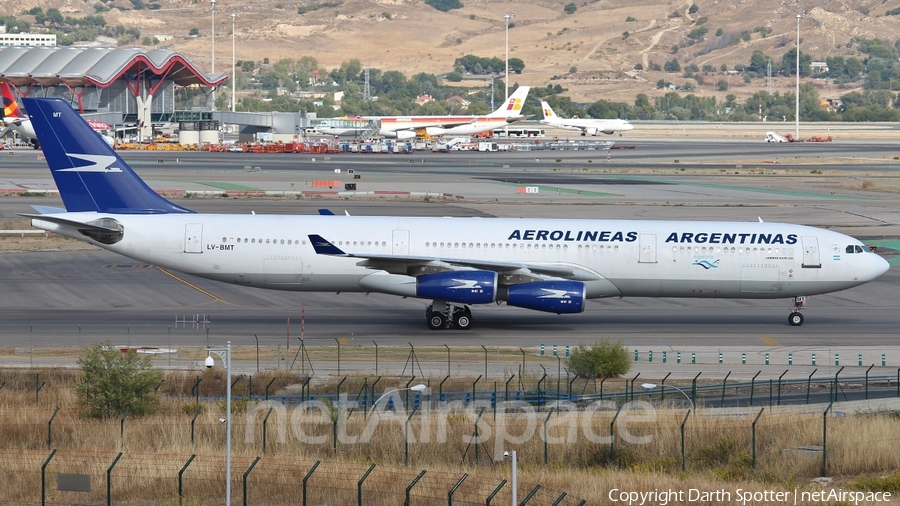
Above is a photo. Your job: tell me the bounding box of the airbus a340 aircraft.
[540,101,634,136]
[370,86,530,139]
[24,98,889,330]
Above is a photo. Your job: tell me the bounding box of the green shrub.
[76,342,163,418]
[566,340,631,377]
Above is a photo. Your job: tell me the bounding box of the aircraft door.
[184,223,203,253]
[639,234,657,263]
[801,236,821,268]
[393,229,409,255]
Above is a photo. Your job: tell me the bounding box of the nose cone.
[866,254,890,281]
[622,122,635,131]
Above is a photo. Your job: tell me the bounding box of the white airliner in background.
[369,86,531,139]
[540,101,634,136]
[23,97,889,330]
[1,82,115,148]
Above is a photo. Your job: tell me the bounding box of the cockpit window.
[855,245,865,253]
[846,245,855,254]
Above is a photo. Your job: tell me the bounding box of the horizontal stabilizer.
[20,213,121,234]
[30,205,67,215]
[308,234,348,255]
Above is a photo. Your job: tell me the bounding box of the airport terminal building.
[0,46,227,138]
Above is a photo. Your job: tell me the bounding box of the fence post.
[107,452,123,506]
[485,479,506,506]
[405,406,418,466]
[551,492,568,506]
[660,372,671,402]
[448,473,468,506]
[191,407,202,445]
[47,407,59,449]
[720,372,731,407]
[262,407,274,453]
[192,376,201,404]
[776,370,788,405]
[822,402,833,477]
[120,406,130,440]
[35,373,45,405]
[243,456,260,506]
[520,485,542,505]
[749,371,760,406]
[680,410,691,471]
[751,408,764,469]
[806,369,817,404]
[178,454,196,505]
[505,373,515,403]
[41,449,56,506]
[265,378,277,401]
[609,405,623,463]
[543,408,555,465]
[691,372,701,405]
[302,460,320,506]
[404,470,426,506]
[865,364,874,400]
[358,463,376,506]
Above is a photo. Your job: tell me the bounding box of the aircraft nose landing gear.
[788,296,806,326]
[425,303,473,330]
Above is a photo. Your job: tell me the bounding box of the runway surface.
[1,136,899,358]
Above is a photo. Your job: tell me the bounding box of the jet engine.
[416,270,497,304]
[506,281,586,314]
[394,130,416,140]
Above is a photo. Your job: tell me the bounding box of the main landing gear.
[788,296,806,326]
[425,303,472,330]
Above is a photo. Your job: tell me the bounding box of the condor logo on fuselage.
[508,230,638,242]
[665,232,798,245]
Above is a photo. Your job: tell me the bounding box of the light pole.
[205,342,231,505]
[231,10,237,112]
[210,0,216,111]
[795,13,801,140]
[641,383,695,411]
[372,384,426,411]
[504,450,517,505]
[504,11,514,102]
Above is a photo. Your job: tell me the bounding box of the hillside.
[12,0,900,106]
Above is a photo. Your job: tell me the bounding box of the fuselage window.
[440,242,445,247]
[614,245,619,251]
[251,239,256,244]
[280,240,284,245]
[592,245,597,251]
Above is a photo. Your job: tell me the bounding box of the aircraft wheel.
[426,311,446,330]
[788,313,804,326]
[454,312,473,330]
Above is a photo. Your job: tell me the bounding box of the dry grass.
[2,368,900,504]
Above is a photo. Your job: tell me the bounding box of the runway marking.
[157,268,226,303]
[760,337,780,346]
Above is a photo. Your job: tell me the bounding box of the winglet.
[318,209,336,215]
[308,234,348,255]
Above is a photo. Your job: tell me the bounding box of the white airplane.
[540,101,634,136]
[1,82,115,148]
[370,86,530,140]
[23,97,889,330]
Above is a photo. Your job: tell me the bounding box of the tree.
[564,3,577,14]
[717,79,729,91]
[748,50,768,73]
[688,4,699,14]
[188,27,199,36]
[76,342,163,418]
[446,71,463,82]
[425,0,462,12]
[664,58,681,72]
[508,57,525,74]
[566,340,631,377]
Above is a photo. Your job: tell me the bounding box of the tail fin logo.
[59,154,123,173]
[506,98,523,111]
[1,82,21,119]
[543,108,553,118]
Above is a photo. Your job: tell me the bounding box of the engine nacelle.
[394,130,416,140]
[585,128,598,136]
[417,270,497,305]
[507,281,586,314]
[424,126,448,136]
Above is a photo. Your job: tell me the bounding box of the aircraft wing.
[308,234,600,281]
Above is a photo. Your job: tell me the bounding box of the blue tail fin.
[23,98,193,214]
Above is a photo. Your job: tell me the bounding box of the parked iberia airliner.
[23,98,889,330]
